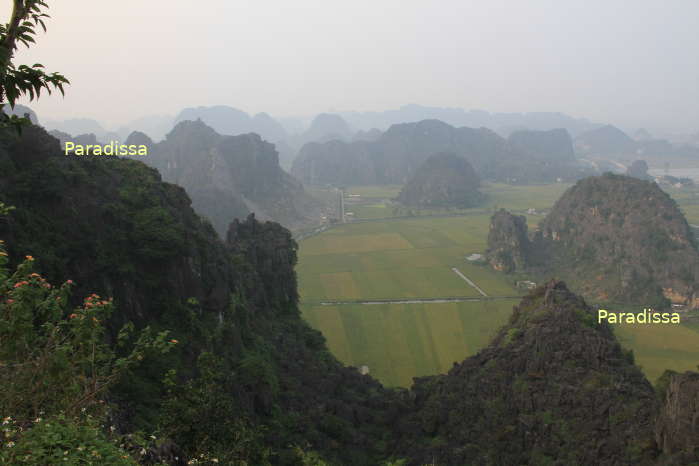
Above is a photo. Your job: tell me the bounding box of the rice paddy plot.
[297,215,520,302]
[614,322,699,383]
[302,300,517,387]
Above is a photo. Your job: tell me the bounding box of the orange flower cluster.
[84,294,112,308]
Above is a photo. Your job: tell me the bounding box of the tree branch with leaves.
[0,0,69,129]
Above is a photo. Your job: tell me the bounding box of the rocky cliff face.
[486,173,699,307]
[292,119,592,186]
[0,125,396,464]
[129,120,323,236]
[540,173,699,307]
[655,371,699,464]
[485,209,534,273]
[394,280,659,465]
[396,152,483,208]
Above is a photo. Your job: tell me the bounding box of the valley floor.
[297,182,699,386]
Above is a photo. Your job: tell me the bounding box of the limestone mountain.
[1,128,698,464]
[396,152,483,208]
[507,128,576,163]
[574,124,637,156]
[338,104,600,136]
[394,280,659,465]
[292,119,592,186]
[0,125,397,464]
[486,173,699,307]
[2,104,39,124]
[486,210,535,273]
[130,119,323,237]
[626,159,653,180]
[42,117,107,140]
[301,113,353,142]
[173,105,288,143]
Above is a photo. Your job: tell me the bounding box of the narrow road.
[314,295,521,306]
[451,267,488,297]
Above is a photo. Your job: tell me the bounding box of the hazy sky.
[2,0,698,132]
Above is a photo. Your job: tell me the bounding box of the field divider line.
[451,267,488,297]
[304,295,523,306]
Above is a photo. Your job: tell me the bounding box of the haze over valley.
[1,1,699,465]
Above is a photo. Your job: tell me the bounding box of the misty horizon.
[0,0,697,135]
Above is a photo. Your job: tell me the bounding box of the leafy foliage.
[0,1,69,131]
[0,239,176,463]
[0,414,137,465]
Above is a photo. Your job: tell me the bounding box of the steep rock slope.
[132,120,323,236]
[655,371,699,463]
[394,280,659,465]
[485,209,534,272]
[396,152,483,208]
[0,125,397,464]
[486,174,699,307]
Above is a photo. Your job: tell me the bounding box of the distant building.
[359,365,370,375]
[516,280,537,290]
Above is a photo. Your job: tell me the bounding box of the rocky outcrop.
[394,280,659,465]
[655,371,699,464]
[487,173,699,307]
[396,152,483,208]
[485,210,533,272]
[293,119,593,186]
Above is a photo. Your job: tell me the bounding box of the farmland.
[297,182,699,387]
[302,300,517,387]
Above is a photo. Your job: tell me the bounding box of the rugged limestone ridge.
[127,119,324,236]
[3,125,699,464]
[0,125,397,464]
[173,105,288,143]
[394,280,659,465]
[338,104,600,136]
[486,173,699,307]
[292,119,592,186]
[396,152,483,208]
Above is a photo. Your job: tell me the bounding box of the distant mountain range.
[292,119,592,185]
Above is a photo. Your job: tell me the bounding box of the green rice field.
[298,183,699,387]
[302,300,517,387]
